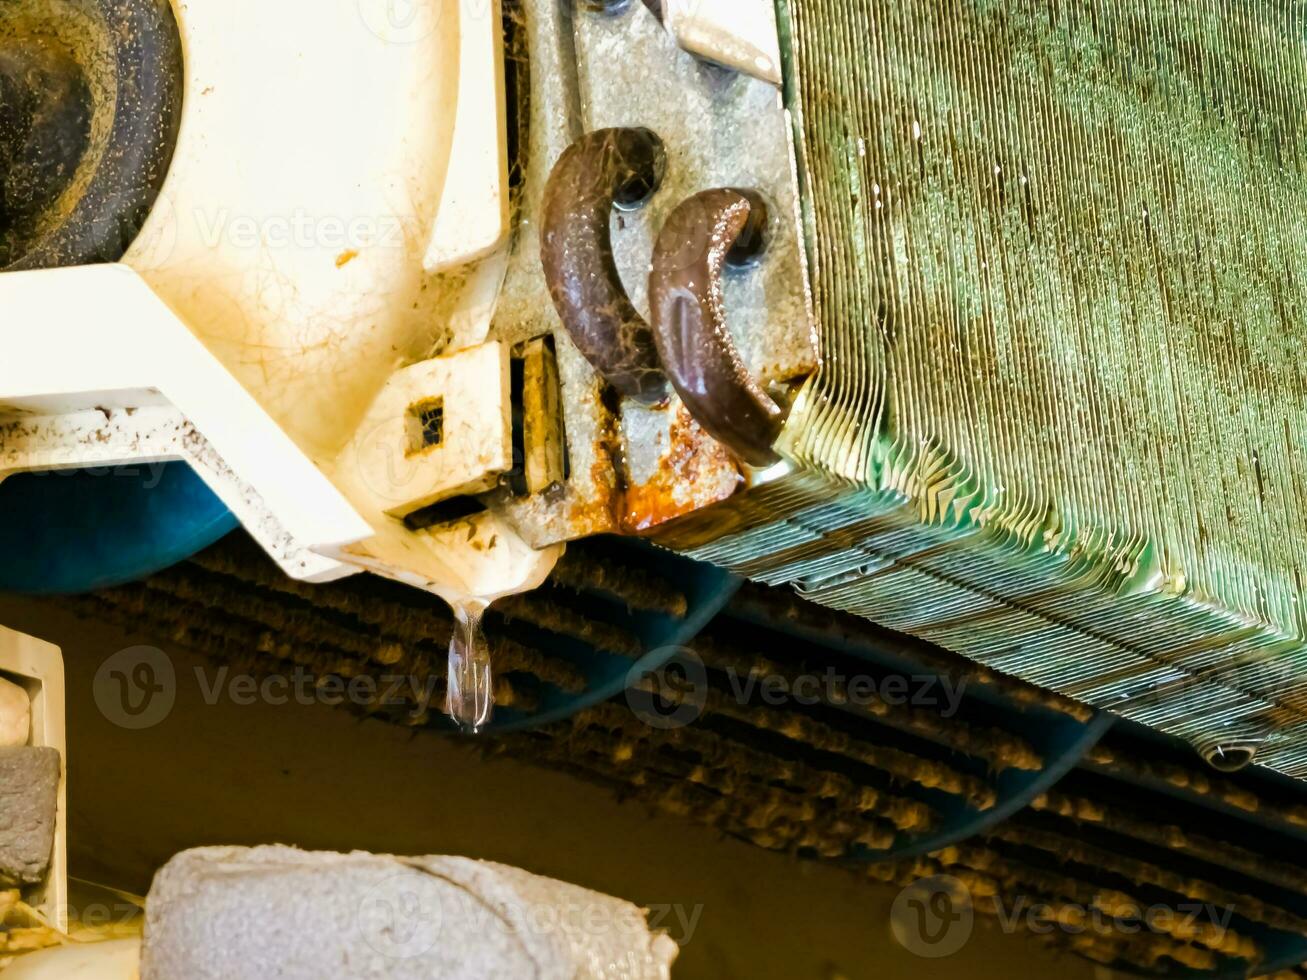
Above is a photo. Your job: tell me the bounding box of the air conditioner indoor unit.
[1,0,1305,780]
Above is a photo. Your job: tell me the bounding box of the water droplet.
[446,599,493,733]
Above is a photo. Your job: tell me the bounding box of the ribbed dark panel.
[665,0,1307,778]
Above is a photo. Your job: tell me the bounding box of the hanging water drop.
[446,599,493,733]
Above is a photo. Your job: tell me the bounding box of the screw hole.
[1200,742,1259,773]
[726,191,771,270]
[579,0,633,16]
[611,128,667,212]
[405,398,444,454]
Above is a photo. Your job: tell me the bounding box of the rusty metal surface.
[619,402,741,533]
[648,188,786,467]
[572,3,814,387]
[540,127,670,402]
[490,0,625,548]
[487,0,815,547]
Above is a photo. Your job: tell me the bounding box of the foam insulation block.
[142,846,678,980]
[0,677,30,748]
[0,747,60,885]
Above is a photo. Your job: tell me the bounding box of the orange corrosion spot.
[622,405,742,533]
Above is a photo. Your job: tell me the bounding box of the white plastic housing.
[0,0,559,605]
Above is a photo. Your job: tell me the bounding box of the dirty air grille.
[46,534,1307,975]
[661,0,1307,777]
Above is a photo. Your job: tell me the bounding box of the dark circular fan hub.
[0,0,183,271]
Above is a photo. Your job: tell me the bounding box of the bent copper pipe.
[649,188,785,467]
[541,127,669,403]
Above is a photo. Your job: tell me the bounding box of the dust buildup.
[659,0,1307,780]
[42,534,1307,974]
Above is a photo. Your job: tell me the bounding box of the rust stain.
[548,393,628,539]
[335,249,359,268]
[621,404,743,533]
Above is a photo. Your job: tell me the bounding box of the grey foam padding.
[0,746,60,885]
[142,845,678,980]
